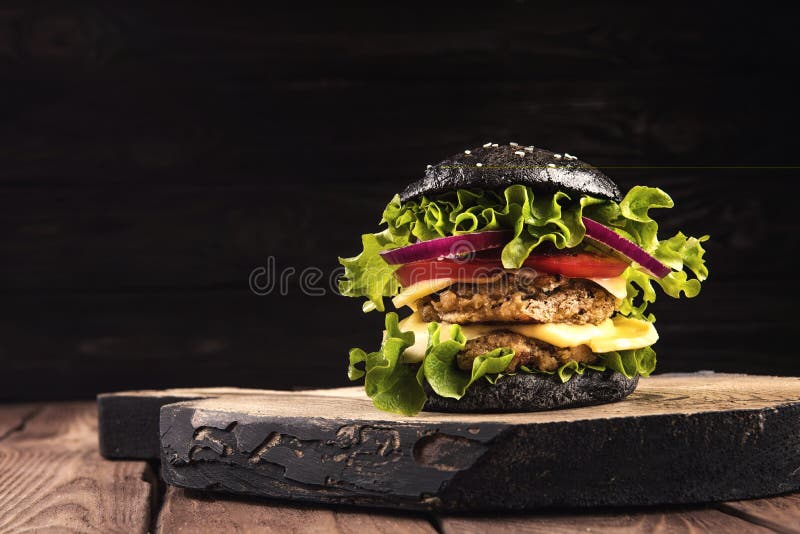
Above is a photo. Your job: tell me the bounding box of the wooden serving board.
[98,387,281,459]
[99,373,800,511]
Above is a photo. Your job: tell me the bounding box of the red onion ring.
[582,217,670,278]
[379,230,512,265]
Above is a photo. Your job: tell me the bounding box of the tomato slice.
[393,252,627,286]
[522,253,628,278]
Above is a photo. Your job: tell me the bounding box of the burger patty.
[457,331,597,373]
[418,272,617,325]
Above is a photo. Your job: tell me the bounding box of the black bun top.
[400,143,622,202]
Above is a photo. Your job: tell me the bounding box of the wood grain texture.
[0,448,155,533]
[1,402,98,451]
[156,486,435,534]
[0,3,796,183]
[0,403,39,441]
[439,509,774,534]
[717,493,800,534]
[159,374,800,511]
[0,402,155,533]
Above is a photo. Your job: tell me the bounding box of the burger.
[339,143,708,415]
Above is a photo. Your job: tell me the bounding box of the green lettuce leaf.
[339,185,709,318]
[348,312,657,416]
[519,360,606,382]
[517,346,656,382]
[598,346,657,378]
[347,313,426,415]
[338,232,401,312]
[422,322,515,399]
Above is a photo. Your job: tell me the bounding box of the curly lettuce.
[349,313,657,416]
[339,185,709,320]
[422,322,515,399]
[347,313,426,415]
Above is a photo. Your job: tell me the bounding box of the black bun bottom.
[422,370,638,413]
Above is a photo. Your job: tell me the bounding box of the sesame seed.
[483,142,492,148]
[525,146,534,152]
[464,150,471,155]
[514,150,525,156]
[547,163,556,168]
[491,143,499,147]
[476,162,483,167]
[509,142,519,147]
[554,154,562,159]
[426,164,432,169]
[564,153,577,160]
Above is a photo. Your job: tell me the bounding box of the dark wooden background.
[1,3,798,400]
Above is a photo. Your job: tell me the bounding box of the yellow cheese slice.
[510,320,614,349]
[586,276,628,299]
[395,312,657,363]
[392,278,455,310]
[391,273,504,311]
[396,312,435,362]
[586,316,659,353]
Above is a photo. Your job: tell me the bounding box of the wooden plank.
[0,402,155,533]
[0,402,98,451]
[438,508,774,533]
[2,4,791,83]
[0,289,383,402]
[99,387,293,459]
[0,403,39,441]
[717,493,800,534]
[0,184,393,290]
[0,81,791,186]
[159,374,800,511]
[0,4,794,182]
[156,486,435,533]
[0,448,155,533]
[98,386,384,459]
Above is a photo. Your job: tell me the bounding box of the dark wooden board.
[98,386,347,459]
[98,387,275,459]
[156,374,800,512]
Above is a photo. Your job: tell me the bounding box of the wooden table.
[1,402,799,533]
